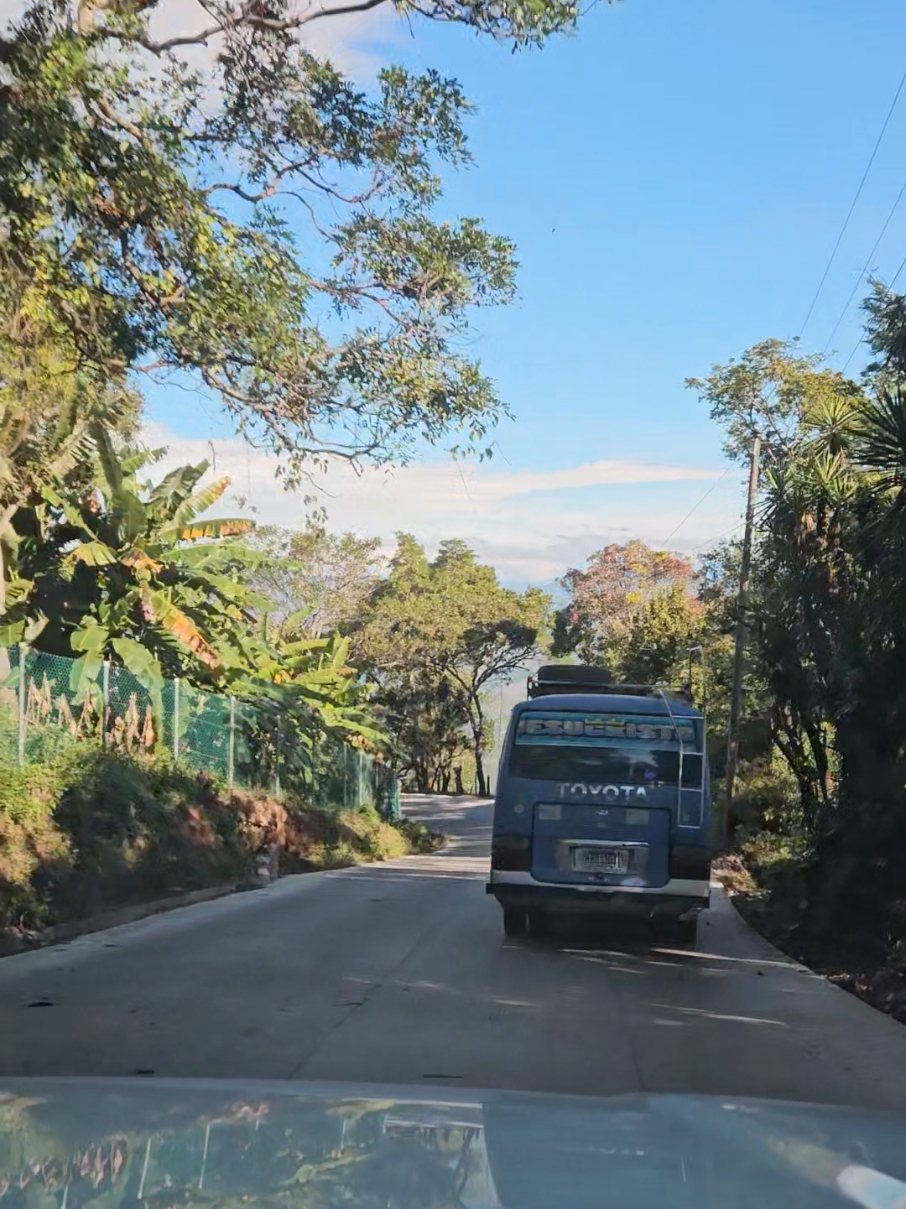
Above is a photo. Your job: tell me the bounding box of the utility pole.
[724,433,761,842]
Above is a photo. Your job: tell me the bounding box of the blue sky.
[137,0,906,585]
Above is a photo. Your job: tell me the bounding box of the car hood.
[1,1078,905,1209]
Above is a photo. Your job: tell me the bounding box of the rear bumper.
[486,871,710,920]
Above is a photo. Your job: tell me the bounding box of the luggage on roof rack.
[527,664,691,702]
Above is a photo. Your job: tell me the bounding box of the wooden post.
[725,434,762,841]
[274,715,282,797]
[102,660,110,748]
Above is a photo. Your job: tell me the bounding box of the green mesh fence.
[1,645,400,819]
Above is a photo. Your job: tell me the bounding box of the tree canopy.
[0,0,581,481]
[355,535,550,793]
[686,338,862,464]
[552,539,697,676]
[248,524,383,640]
[687,324,906,957]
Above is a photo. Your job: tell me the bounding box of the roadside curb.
[0,882,247,959]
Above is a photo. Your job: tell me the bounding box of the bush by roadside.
[0,745,442,943]
[393,816,447,855]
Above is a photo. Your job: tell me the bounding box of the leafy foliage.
[0,0,579,479]
[247,524,383,640]
[355,535,550,793]
[1,433,267,698]
[552,540,698,679]
[701,328,906,960]
[686,338,862,463]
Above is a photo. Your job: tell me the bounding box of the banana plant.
[218,629,387,792]
[242,631,387,761]
[0,419,271,698]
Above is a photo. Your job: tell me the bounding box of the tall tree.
[552,540,695,674]
[0,262,142,610]
[1,0,580,482]
[357,535,549,794]
[685,338,859,465]
[248,524,383,640]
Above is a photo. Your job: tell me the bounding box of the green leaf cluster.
[0,0,580,478]
[354,534,550,793]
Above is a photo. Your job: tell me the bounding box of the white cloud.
[142,422,743,584]
[0,0,404,81]
[422,459,721,502]
[145,0,404,82]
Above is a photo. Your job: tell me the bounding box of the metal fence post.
[173,676,180,762]
[343,743,348,809]
[101,660,110,748]
[274,715,282,797]
[17,645,27,768]
[228,695,235,790]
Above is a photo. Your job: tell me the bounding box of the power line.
[799,64,906,339]
[841,246,906,373]
[661,468,730,545]
[842,338,863,374]
[823,173,906,353]
[689,519,745,554]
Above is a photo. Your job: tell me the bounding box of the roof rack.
[526,665,692,702]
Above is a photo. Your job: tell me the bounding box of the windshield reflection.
[1,1083,906,1209]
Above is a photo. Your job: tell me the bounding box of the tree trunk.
[774,721,820,834]
[416,758,429,793]
[474,747,487,797]
[804,719,831,811]
[467,691,487,797]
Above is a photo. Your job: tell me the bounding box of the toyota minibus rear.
[486,665,711,944]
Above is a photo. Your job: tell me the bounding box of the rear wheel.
[502,907,527,938]
[528,908,552,939]
[661,917,698,947]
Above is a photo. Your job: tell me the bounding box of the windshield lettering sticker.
[517,712,697,748]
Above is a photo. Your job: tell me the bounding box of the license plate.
[574,847,629,873]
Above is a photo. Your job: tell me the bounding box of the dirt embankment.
[0,748,442,951]
[713,853,906,1026]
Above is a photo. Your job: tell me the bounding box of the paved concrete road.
[2,795,906,1108]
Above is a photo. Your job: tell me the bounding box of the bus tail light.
[491,835,532,871]
[669,846,712,882]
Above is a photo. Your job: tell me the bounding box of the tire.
[528,908,552,939]
[502,907,527,939]
[661,917,698,947]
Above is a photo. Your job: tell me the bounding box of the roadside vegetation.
[0,740,446,944]
[686,313,906,1022]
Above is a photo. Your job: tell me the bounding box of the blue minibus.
[486,665,712,944]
